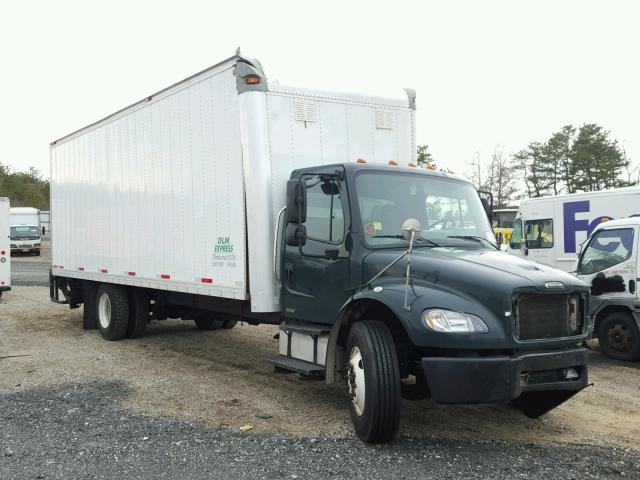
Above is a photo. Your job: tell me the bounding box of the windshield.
[579,228,635,275]
[10,226,40,239]
[355,172,494,248]
[492,210,517,228]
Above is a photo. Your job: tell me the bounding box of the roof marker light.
[244,75,261,85]
[160,274,171,280]
[388,160,398,165]
[408,163,417,168]
[100,269,108,273]
[201,278,213,284]
[79,267,85,271]
[356,158,367,164]
[128,272,136,276]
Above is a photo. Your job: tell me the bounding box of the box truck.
[10,207,42,255]
[0,198,10,297]
[50,54,591,442]
[507,187,640,271]
[574,217,640,361]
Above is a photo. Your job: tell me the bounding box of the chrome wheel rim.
[98,293,111,329]
[347,346,366,416]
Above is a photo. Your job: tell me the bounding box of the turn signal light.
[356,158,367,164]
[408,163,417,168]
[388,160,398,165]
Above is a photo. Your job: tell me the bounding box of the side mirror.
[286,223,307,247]
[285,179,307,224]
[480,197,492,222]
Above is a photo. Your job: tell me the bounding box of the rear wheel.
[96,284,129,341]
[598,312,640,361]
[126,288,149,338]
[345,321,401,443]
[193,313,225,330]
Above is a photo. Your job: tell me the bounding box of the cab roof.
[593,217,640,230]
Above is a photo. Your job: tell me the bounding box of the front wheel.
[598,312,640,361]
[346,321,401,443]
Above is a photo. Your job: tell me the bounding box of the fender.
[324,280,488,383]
[591,298,640,333]
[325,285,411,384]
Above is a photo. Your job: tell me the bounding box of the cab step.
[264,355,325,376]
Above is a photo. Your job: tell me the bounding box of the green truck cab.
[274,162,590,442]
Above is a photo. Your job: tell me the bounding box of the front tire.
[345,321,401,443]
[96,284,129,341]
[598,312,640,361]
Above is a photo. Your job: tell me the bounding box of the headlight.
[423,309,489,334]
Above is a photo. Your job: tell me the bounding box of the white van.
[0,198,11,297]
[575,217,640,361]
[507,187,640,271]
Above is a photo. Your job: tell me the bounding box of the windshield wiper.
[446,235,499,250]
[371,235,441,247]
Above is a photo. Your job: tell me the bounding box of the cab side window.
[525,219,553,249]
[294,179,346,257]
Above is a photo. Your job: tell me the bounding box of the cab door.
[280,174,351,325]
[577,226,638,300]
[523,218,555,267]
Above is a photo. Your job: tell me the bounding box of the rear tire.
[96,284,129,341]
[598,312,640,361]
[222,319,238,329]
[193,314,225,330]
[126,288,149,338]
[345,321,401,443]
[82,282,98,330]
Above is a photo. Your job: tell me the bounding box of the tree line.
[418,123,638,208]
[0,163,50,210]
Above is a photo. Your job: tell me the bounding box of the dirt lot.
[1,286,638,450]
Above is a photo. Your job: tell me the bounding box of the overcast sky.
[1,0,638,181]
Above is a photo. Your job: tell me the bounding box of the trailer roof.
[520,185,640,205]
[51,54,414,148]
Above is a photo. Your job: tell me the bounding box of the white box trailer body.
[507,187,640,271]
[0,198,10,295]
[50,55,416,313]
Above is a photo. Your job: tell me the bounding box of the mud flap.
[511,389,583,419]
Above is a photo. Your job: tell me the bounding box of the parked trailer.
[10,206,42,255]
[575,217,640,361]
[50,54,591,442]
[0,198,10,297]
[507,187,640,271]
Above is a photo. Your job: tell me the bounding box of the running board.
[264,355,325,376]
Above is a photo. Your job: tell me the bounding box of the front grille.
[515,294,582,340]
[520,368,581,386]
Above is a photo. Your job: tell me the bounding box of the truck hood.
[363,247,586,294]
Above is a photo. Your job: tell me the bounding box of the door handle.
[630,279,636,295]
[285,263,294,287]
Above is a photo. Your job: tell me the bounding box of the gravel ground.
[1,286,639,478]
[1,382,638,480]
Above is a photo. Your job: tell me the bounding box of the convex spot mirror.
[286,223,307,247]
[285,179,307,224]
[402,218,422,241]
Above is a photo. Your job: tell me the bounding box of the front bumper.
[0,286,11,292]
[421,347,588,404]
[11,247,39,254]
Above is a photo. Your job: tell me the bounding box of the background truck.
[0,198,10,297]
[9,207,42,255]
[575,217,640,361]
[50,53,591,442]
[507,187,640,271]
[492,207,518,248]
